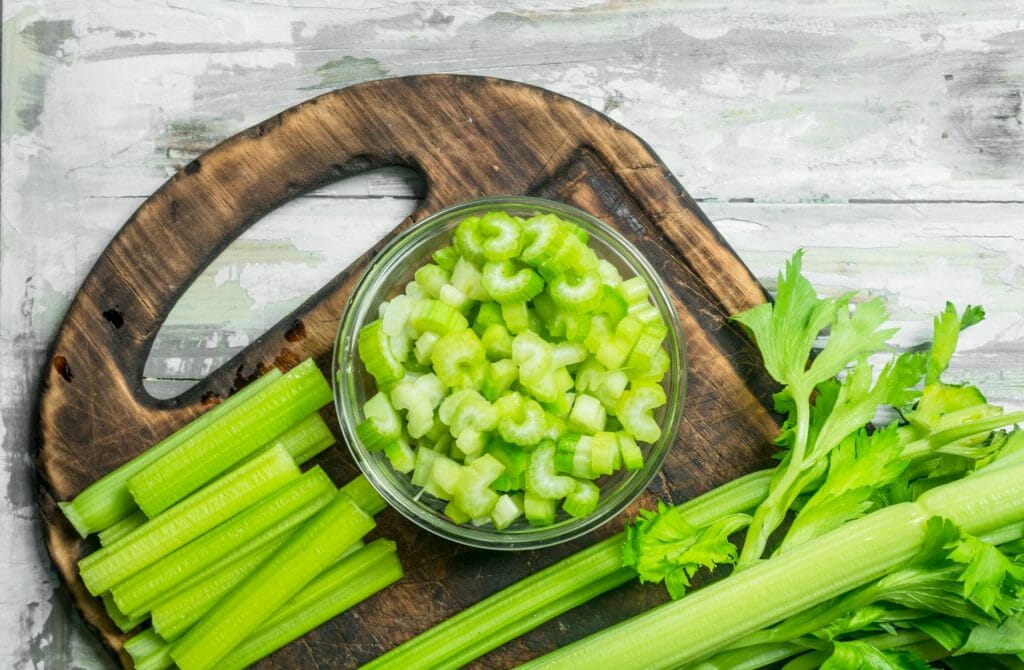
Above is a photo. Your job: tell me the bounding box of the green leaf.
[912,615,971,651]
[808,296,899,389]
[926,303,986,385]
[781,426,909,551]
[731,250,838,392]
[819,640,932,670]
[959,612,1024,656]
[947,532,1024,616]
[624,505,750,600]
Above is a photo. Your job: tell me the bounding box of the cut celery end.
[590,432,618,476]
[526,442,576,499]
[103,591,146,633]
[339,474,388,515]
[431,329,487,390]
[217,540,403,670]
[359,319,407,390]
[110,466,335,617]
[524,490,557,526]
[80,446,300,596]
[563,480,600,518]
[501,302,531,335]
[58,369,282,537]
[453,454,504,517]
[385,438,417,474]
[569,394,607,435]
[260,412,335,465]
[618,432,645,471]
[358,392,402,451]
[617,382,666,444]
[492,493,525,530]
[169,493,375,670]
[125,629,174,670]
[128,359,332,518]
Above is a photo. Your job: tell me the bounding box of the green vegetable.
[80,445,300,595]
[58,369,282,537]
[169,491,375,670]
[128,359,332,517]
[97,511,146,547]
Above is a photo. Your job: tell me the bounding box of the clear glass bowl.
[333,196,687,550]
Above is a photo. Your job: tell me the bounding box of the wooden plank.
[3,1,1022,203]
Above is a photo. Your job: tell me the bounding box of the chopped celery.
[526,441,576,499]
[563,479,600,518]
[339,474,387,515]
[356,209,671,529]
[80,445,300,596]
[58,369,281,537]
[128,359,332,517]
[492,493,525,530]
[169,492,375,670]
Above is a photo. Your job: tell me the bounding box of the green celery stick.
[58,370,282,537]
[170,492,376,670]
[152,535,367,642]
[111,466,336,617]
[128,359,332,517]
[128,540,399,670]
[151,536,286,640]
[124,628,173,670]
[98,511,147,546]
[79,446,299,595]
[256,412,335,464]
[102,592,146,633]
[218,539,402,670]
[339,474,388,515]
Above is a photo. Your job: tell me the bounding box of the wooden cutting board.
[36,74,780,668]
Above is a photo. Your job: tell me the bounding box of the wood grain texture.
[36,75,779,668]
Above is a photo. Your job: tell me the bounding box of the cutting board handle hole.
[142,166,425,399]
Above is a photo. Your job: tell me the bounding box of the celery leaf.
[819,640,931,670]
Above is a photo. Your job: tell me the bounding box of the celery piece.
[125,629,173,670]
[58,370,282,537]
[128,359,332,517]
[98,511,147,547]
[340,474,388,515]
[169,492,375,670]
[110,466,335,616]
[80,446,299,596]
[218,540,402,670]
[102,591,145,633]
[258,412,335,465]
[151,536,285,641]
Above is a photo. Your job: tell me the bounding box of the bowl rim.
[333,195,688,550]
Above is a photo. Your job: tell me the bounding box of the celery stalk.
[340,474,388,515]
[97,511,147,546]
[111,466,335,616]
[102,592,145,633]
[58,370,282,537]
[256,411,335,464]
[128,359,332,517]
[150,536,286,640]
[169,492,375,670]
[79,446,299,595]
[366,470,773,670]
[218,540,403,670]
[521,461,1024,669]
[125,628,173,670]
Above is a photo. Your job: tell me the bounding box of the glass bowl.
[333,196,687,550]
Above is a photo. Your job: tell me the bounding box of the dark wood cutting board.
[36,74,780,668]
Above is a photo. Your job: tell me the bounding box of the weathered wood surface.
[3,1,1023,668]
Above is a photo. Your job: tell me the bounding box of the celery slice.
[80,446,300,595]
[218,540,402,670]
[127,359,331,517]
[169,492,375,670]
[58,370,282,537]
[110,467,336,617]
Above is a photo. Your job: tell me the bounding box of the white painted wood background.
[2,1,1022,667]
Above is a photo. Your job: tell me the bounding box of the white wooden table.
[3,2,1022,667]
